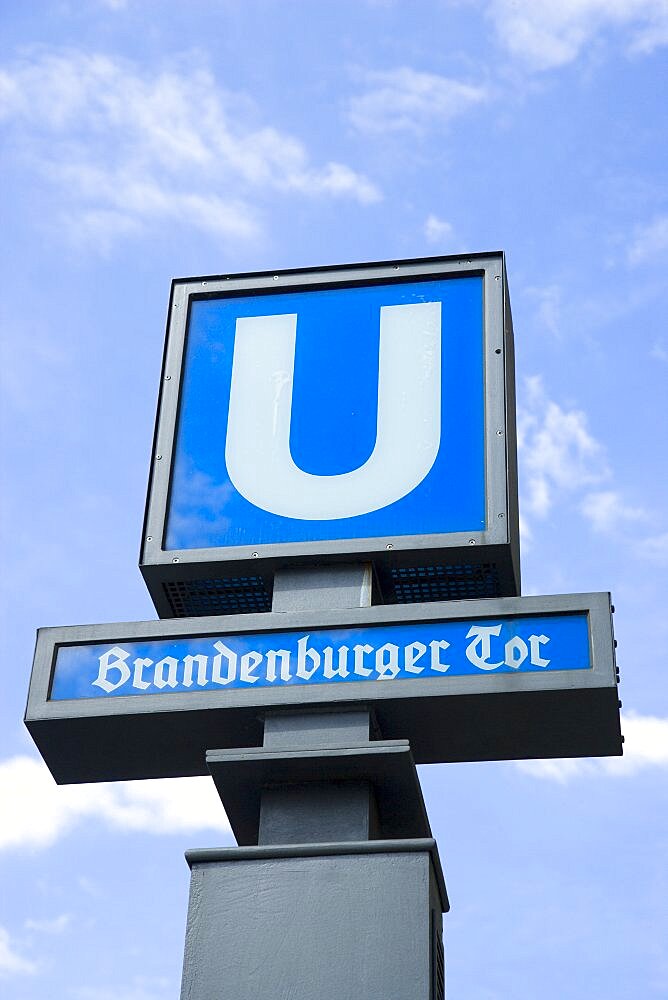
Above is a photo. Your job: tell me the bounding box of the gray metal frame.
[206,740,433,845]
[139,252,520,615]
[184,839,448,911]
[25,593,621,781]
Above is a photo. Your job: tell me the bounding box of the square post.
[179,565,448,999]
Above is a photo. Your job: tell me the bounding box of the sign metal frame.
[139,252,520,618]
[25,593,621,783]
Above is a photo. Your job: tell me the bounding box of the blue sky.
[1,1,667,997]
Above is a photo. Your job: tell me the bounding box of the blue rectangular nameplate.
[51,614,590,702]
[27,595,621,779]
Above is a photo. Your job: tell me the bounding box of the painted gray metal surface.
[183,838,448,907]
[263,707,373,748]
[180,842,446,1000]
[208,687,430,846]
[271,563,374,612]
[140,252,520,617]
[243,703,409,845]
[25,592,621,783]
[196,598,444,993]
[207,740,431,845]
[257,781,379,845]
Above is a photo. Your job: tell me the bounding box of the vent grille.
[435,926,445,1000]
[389,563,500,603]
[430,909,445,1000]
[163,576,271,617]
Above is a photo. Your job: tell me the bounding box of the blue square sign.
[141,255,519,616]
[167,275,485,550]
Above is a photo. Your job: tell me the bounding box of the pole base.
[181,838,448,1000]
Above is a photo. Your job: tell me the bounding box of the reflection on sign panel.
[50,614,590,701]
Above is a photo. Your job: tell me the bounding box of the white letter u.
[225,301,441,520]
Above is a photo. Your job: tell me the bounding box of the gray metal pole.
[179,565,448,1000]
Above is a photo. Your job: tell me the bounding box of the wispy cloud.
[518,377,656,547]
[635,530,668,567]
[518,375,609,522]
[488,0,668,70]
[0,50,379,249]
[74,976,171,1000]
[524,284,564,339]
[650,339,668,362]
[0,926,37,977]
[24,914,71,935]
[580,489,647,534]
[348,66,488,134]
[628,214,668,264]
[0,755,230,852]
[423,214,455,247]
[517,711,668,782]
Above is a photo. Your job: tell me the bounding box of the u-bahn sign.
[25,593,622,784]
[140,253,520,619]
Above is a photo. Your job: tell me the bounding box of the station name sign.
[52,614,588,701]
[26,593,621,784]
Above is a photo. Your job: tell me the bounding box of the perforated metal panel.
[163,576,271,617]
[388,563,500,603]
[430,909,445,1000]
[435,927,445,1000]
[160,564,502,617]
[160,565,502,617]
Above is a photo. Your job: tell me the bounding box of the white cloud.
[519,379,656,548]
[0,755,230,852]
[650,339,668,362]
[74,976,171,1000]
[424,214,455,246]
[51,163,259,249]
[517,711,668,782]
[518,512,533,549]
[24,914,71,935]
[348,66,488,134]
[628,214,668,264]
[525,284,563,338]
[580,490,647,533]
[488,0,668,70]
[0,926,37,977]
[0,50,379,249]
[635,531,668,567]
[518,375,609,521]
[628,8,668,51]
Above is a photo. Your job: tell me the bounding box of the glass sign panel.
[166,276,485,550]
